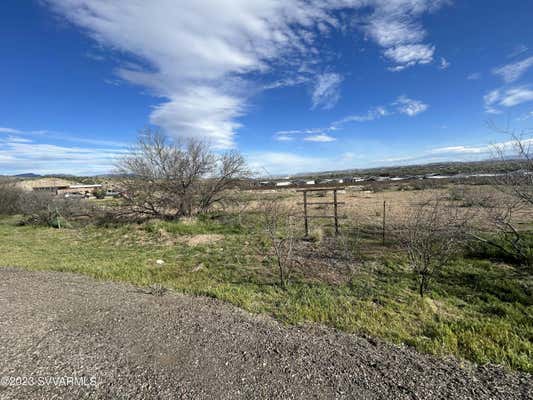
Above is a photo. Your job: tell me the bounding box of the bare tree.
[491,128,533,205]
[198,150,249,213]
[400,198,468,297]
[260,197,298,288]
[472,127,533,267]
[470,195,532,266]
[116,128,249,219]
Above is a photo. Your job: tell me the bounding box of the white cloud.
[0,136,123,175]
[484,85,533,113]
[303,134,336,142]
[0,127,23,134]
[384,44,434,68]
[44,0,446,147]
[467,72,481,80]
[429,145,486,154]
[247,151,329,175]
[275,95,427,142]
[430,138,533,156]
[394,95,428,116]
[0,126,128,148]
[262,75,310,90]
[439,57,450,70]
[499,86,533,107]
[493,56,533,83]
[248,149,365,175]
[507,44,528,59]
[331,106,390,126]
[311,73,343,110]
[517,110,533,121]
[149,86,244,150]
[364,1,445,69]
[275,135,294,141]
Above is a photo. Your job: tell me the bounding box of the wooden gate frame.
[297,187,345,237]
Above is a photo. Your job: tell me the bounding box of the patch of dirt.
[185,234,224,246]
[0,267,531,400]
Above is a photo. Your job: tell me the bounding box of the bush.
[11,190,99,228]
[93,189,107,199]
[467,232,533,267]
[399,198,468,297]
[0,184,24,215]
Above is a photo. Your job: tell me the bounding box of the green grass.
[0,215,531,373]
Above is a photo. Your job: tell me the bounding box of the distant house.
[16,178,103,197]
[62,184,103,197]
[275,181,291,187]
[292,179,307,186]
[16,178,73,195]
[258,181,273,187]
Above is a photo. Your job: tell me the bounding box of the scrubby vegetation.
[0,134,531,374]
[0,201,531,372]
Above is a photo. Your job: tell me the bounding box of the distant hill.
[287,159,528,180]
[13,173,42,178]
[4,158,528,181]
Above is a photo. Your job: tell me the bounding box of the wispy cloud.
[429,145,487,154]
[376,137,533,167]
[439,57,450,70]
[0,126,128,148]
[303,134,336,142]
[384,44,435,70]
[0,135,124,175]
[507,44,528,59]
[430,138,533,156]
[247,150,363,176]
[467,72,481,80]
[274,95,428,142]
[262,75,310,90]
[493,56,533,83]
[0,127,24,134]
[484,85,533,113]
[246,151,330,176]
[44,0,447,147]
[364,1,446,70]
[394,96,429,116]
[311,73,343,110]
[517,110,533,121]
[331,106,390,127]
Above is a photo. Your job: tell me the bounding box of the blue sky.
[1,0,533,175]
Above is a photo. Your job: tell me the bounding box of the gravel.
[0,267,531,399]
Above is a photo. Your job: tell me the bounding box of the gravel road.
[0,267,531,399]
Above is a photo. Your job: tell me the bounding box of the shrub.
[400,198,469,297]
[93,189,107,199]
[17,191,98,228]
[0,184,24,215]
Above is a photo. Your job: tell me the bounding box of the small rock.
[155,259,165,265]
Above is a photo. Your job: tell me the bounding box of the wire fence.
[289,191,533,242]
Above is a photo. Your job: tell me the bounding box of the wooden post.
[333,189,339,235]
[382,200,386,245]
[303,191,309,237]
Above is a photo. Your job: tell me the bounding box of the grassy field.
[0,192,532,374]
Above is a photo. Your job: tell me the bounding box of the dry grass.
[243,185,533,235]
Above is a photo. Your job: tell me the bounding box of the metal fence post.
[334,189,339,235]
[382,200,386,245]
[303,190,309,237]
